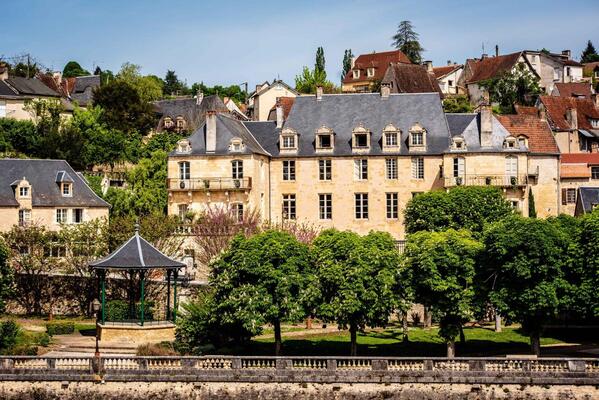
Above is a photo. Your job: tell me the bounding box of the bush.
[105,300,154,321]
[9,344,38,355]
[136,341,178,356]
[46,321,75,336]
[0,320,20,350]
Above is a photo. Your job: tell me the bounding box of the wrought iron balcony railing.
[444,174,528,188]
[167,177,252,191]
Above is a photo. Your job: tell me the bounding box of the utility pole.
[27,54,30,78]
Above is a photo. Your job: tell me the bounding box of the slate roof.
[382,63,443,95]
[553,82,593,99]
[576,187,599,215]
[539,95,599,131]
[495,114,559,154]
[70,75,100,107]
[0,81,17,97]
[153,95,228,132]
[3,76,60,97]
[342,50,412,84]
[464,52,529,84]
[90,229,185,269]
[445,113,522,152]
[0,159,110,208]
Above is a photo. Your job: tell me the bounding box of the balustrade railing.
[444,174,528,188]
[167,177,252,191]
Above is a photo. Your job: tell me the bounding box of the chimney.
[381,83,390,99]
[566,107,578,130]
[52,71,62,81]
[316,86,323,101]
[447,60,452,66]
[275,99,284,129]
[495,45,499,57]
[424,60,433,72]
[350,57,356,69]
[196,89,204,105]
[0,63,8,81]
[481,53,489,59]
[205,111,217,153]
[561,50,571,60]
[592,93,599,109]
[480,104,493,147]
[538,104,547,122]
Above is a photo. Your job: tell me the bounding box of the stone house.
[381,62,443,95]
[152,94,229,134]
[559,153,599,215]
[575,187,599,215]
[246,80,298,121]
[37,73,100,108]
[341,50,411,93]
[432,63,464,95]
[551,82,594,99]
[523,50,584,94]
[0,159,110,231]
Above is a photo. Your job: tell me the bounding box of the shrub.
[410,311,421,326]
[9,344,38,355]
[46,321,75,336]
[0,320,20,350]
[136,342,178,356]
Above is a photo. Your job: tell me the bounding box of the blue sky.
[2,0,599,88]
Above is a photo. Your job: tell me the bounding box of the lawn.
[208,325,568,357]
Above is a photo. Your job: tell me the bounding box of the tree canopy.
[392,21,424,64]
[115,62,163,102]
[581,40,599,63]
[62,61,90,78]
[295,47,336,94]
[341,49,354,81]
[0,238,12,314]
[479,63,541,114]
[442,95,473,113]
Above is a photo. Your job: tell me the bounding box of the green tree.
[479,63,541,114]
[577,210,599,316]
[11,62,40,78]
[295,47,337,94]
[392,21,423,64]
[310,230,398,355]
[442,95,473,113]
[163,70,188,96]
[404,229,482,357]
[480,216,568,355]
[0,238,12,314]
[0,118,38,155]
[62,61,90,78]
[189,82,245,104]
[581,40,599,63]
[115,62,163,102]
[528,188,537,218]
[341,49,354,80]
[315,46,325,76]
[211,230,310,355]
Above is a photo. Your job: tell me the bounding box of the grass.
[207,326,569,357]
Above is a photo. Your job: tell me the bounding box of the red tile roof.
[432,65,462,79]
[495,114,559,154]
[268,96,295,120]
[465,52,523,84]
[553,82,593,99]
[514,105,538,116]
[382,63,443,95]
[560,164,591,178]
[561,153,599,164]
[539,95,599,131]
[342,50,411,84]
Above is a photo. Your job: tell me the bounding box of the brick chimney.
[424,61,433,72]
[205,111,217,153]
[480,104,493,147]
[566,107,578,130]
[316,86,323,101]
[562,50,572,60]
[538,104,547,122]
[592,93,599,109]
[196,89,204,105]
[0,62,9,81]
[381,83,390,99]
[275,99,284,129]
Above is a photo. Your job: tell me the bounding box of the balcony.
[167,177,252,191]
[444,174,528,188]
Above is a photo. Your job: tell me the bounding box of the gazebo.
[89,226,185,342]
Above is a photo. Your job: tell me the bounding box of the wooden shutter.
[561,188,567,205]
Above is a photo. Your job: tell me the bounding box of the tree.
[581,40,599,63]
[163,70,188,96]
[211,230,310,355]
[315,46,325,76]
[0,118,38,155]
[341,49,354,80]
[528,188,537,218]
[0,238,12,314]
[479,63,541,114]
[392,21,424,64]
[480,216,568,355]
[190,82,245,104]
[62,61,90,78]
[310,230,398,355]
[442,95,473,113]
[576,210,599,316]
[404,229,482,357]
[115,62,163,102]
[11,62,40,78]
[295,47,337,94]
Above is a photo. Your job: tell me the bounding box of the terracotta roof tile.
[539,95,599,131]
[560,164,591,178]
[382,63,443,95]
[553,82,593,99]
[432,65,462,79]
[495,114,559,153]
[465,52,523,83]
[268,96,295,120]
[561,153,599,164]
[342,50,411,84]
[515,105,538,116]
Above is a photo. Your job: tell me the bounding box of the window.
[592,166,599,179]
[179,161,190,180]
[367,67,375,77]
[282,194,296,220]
[354,159,368,180]
[510,200,520,210]
[591,119,599,129]
[18,209,31,226]
[352,69,360,79]
[319,159,331,180]
[412,132,423,146]
[282,135,296,149]
[72,209,83,224]
[282,160,296,181]
[62,183,72,196]
[452,137,465,150]
[319,194,332,219]
[385,158,398,179]
[164,117,173,129]
[566,66,571,77]
[318,134,332,149]
[505,156,518,183]
[231,160,243,179]
[518,136,527,148]
[354,133,368,148]
[355,193,369,219]
[0,101,5,118]
[411,157,424,179]
[385,131,398,147]
[56,209,67,224]
[386,193,398,219]
[453,157,465,178]
[448,80,454,87]
[177,204,188,221]
[230,138,243,152]
[504,137,517,149]
[232,203,244,222]
[565,188,576,203]
[19,186,29,197]
[175,116,186,132]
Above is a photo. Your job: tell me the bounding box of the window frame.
[72,208,83,224]
[366,67,375,78]
[352,69,360,79]
[18,209,31,226]
[385,158,398,179]
[179,161,191,180]
[453,157,465,178]
[232,203,244,222]
[56,208,68,224]
[61,183,72,197]
[411,157,424,179]
[281,135,296,149]
[282,194,296,220]
[282,160,296,181]
[591,166,599,180]
[354,193,369,220]
[19,186,30,197]
[566,188,577,204]
[231,160,244,179]
[386,193,398,219]
[354,159,368,180]
[318,193,332,220]
[319,159,332,181]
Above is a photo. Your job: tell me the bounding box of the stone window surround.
[176,139,191,153]
[61,183,72,197]
[451,136,466,151]
[229,137,245,153]
[315,126,334,152]
[280,128,299,153]
[19,185,30,198]
[382,124,400,151]
[352,125,371,151]
[386,192,398,219]
[318,193,332,220]
[409,123,427,151]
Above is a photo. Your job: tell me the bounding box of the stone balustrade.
[0,356,598,385]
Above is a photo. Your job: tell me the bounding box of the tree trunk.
[424,306,432,329]
[350,324,358,356]
[274,319,282,356]
[402,312,409,342]
[530,332,541,356]
[459,324,466,344]
[447,340,456,358]
[305,317,312,330]
[494,311,502,332]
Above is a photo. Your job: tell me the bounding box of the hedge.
[45,321,75,336]
[105,300,154,321]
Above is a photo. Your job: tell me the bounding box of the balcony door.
[453,157,465,185]
[505,156,518,185]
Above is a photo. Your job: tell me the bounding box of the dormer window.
[61,183,72,196]
[367,67,375,77]
[315,126,334,152]
[164,117,174,129]
[282,135,295,149]
[518,135,528,148]
[352,125,371,150]
[352,69,360,79]
[19,186,30,197]
[591,119,599,128]
[504,136,517,149]
[382,124,400,152]
[452,136,466,151]
[409,123,427,150]
[175,116,186,133]
[229,137,244,152]
[280,128,299,153]
[176,139,191,153]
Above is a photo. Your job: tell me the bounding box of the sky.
[2,0,599,89]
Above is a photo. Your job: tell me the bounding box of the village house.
[575,186,599,215]
[523,50,584,94]
[152,93,229,133]
[246,80,298,121]
[432,62,464,95]
[0,159,110,231]
[341,50,411,93]
[559,153,599,216]
[551,82,594,99]
[36,72,101,108]
[381,62,443,95]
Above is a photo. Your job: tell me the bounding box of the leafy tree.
[211,230,310,355]
[341,49,354,80]
[138,132,185,159]
[576,210,599,316]
[479,63,541,114]
[0,238,13,314]
[92,80,157,135]
[443,95,473,113]
[315,46,325,75]
[163,70,188,96]
[0,118,38,155]
[190,82,245,104]
[480,216,568,355]
[62,61,90,78]
[295,67,336,94]
[581,40,599,63]
[404,229,482,357]
[528,188,537,218]
[309,230,398,355]
[11,62,40,78]
[392,20,423,64]
[115,62,163,102]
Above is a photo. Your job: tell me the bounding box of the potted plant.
[485,177,492,185]
[510,176,517,186]
[234,179,241,189]
[455,177,463,186]
[203,179,210,189]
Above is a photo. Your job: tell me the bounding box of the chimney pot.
[206,111,217,153]
[447,60,452,66]
[381,84,390,99]
[539,105,547,122]
[275,99,284,128]
[566,107,578,130]
[480,104,493,147]
[351,57,356,69]
[495,45,499,57]
[562,50,572,60]
[196,90,204,105]
[316,86,323,101]
[424,60,433,72]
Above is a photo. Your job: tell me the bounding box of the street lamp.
[92,298,101,358]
